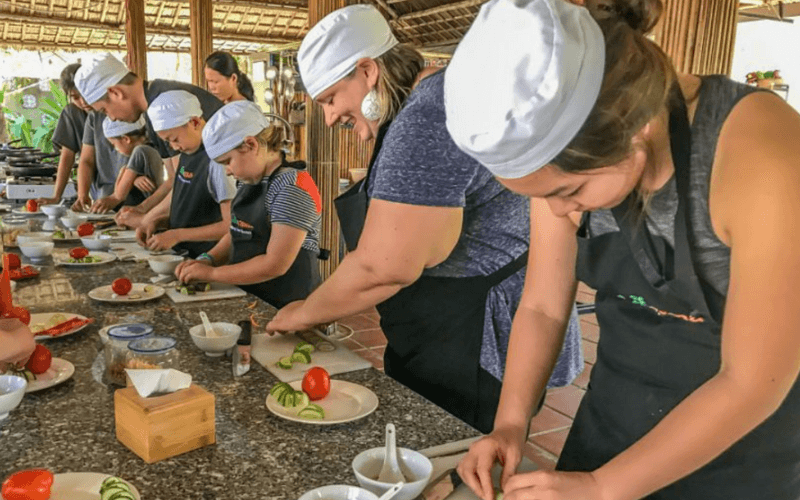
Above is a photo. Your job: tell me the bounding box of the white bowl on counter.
[40,205,67,218]
[298,485,379,500]
[352,447,433,500]
[60,215,85,230]
[18,240,55,261]
[80,235,111,251]
[147,255,184,276]
[16,232,53,245]
[0,374,28,421]
[189,322,242,357]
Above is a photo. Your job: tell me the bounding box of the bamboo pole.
[125,0,147,79]
[189,0,213,86]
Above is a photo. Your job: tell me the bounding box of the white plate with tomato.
[25,358,75,393]
[266,377,379,425]
[2,471,141,500]
[88,282,165,303]
[56,250,116,266]
[31,312,92,341]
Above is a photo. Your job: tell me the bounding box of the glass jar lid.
[107,323,154,340]
[127,336,177,354]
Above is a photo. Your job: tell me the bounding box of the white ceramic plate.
[0,203,13,212]
[266,380,379,425]
[50,472,140,500]
[80,212,116,221]
[31,312,91,341]
[25,358,75,393]
[56,251,117,267]
[11,207,42,216]
[98,228,136,241]
[50,230,82,242]
[88,283,165,303]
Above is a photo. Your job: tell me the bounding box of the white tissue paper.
[125,369,192,398]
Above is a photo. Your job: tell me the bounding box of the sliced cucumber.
[270,382,292,400]
[276,355,293,369]
[290,350,311,364]
[298,403,325,420]
[294,341,315,354]
[294,391,310,410]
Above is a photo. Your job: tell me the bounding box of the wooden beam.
[397,0,484,21]
[370,0,398,19]
[394,11,475,31]
[125,0,148,79]
[281,11,297,36]
[154,3,166,26]
[250,9,265,34]
[100,0,110,23]
[189,0,213,86]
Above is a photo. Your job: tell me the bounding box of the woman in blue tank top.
[446,1,800,500]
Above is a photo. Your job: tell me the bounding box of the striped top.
[249,167,322,253]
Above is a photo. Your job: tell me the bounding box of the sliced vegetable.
[270,382,292,399]
[294,341,315,354]
[297,403,325,420]
[276,356,293,370]
[290,350,311,364]
[99,476,135,500]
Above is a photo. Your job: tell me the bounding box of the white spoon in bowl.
[377,423,406,484]
[378,482,404,500]
[199,311,218,338]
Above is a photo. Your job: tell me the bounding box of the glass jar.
[1,216,31,248]
[104,323,154,386]
[126,336,180,372]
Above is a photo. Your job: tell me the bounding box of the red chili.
[44,317,94,336]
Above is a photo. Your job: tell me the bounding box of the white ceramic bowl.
[40,205,66,218]
[0,374,28,421]
[18,240,55,260]
[147,255,184,276]
[80,235,111,251]
[189,322,242,357]
[298,485,379,500]
[352,448,433,500]
[16,232,53,245]
[60,215,84,230]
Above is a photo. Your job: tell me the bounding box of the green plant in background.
[3,80,66,152]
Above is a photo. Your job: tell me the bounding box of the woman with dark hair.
[448,1,800,499]
[204,52,255,103]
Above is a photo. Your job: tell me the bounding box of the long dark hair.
[60,63,82,94]
[204,51,255,102]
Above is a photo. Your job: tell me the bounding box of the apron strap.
[484,251,528,288]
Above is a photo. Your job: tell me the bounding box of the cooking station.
[0,142,76,202]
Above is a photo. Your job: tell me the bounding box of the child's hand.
[176,259,214,284]
[91,196,119,214]
[71,196,92,213]
[133,176,157,194]
[146,230,179,252]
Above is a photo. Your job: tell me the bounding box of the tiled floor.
[336,282,599,470]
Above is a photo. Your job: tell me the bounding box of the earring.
[360,88,381,122]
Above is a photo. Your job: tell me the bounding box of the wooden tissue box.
[114,384,215,464]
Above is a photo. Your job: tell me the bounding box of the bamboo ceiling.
[0,0,797,54]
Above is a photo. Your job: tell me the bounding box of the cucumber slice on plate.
[298,403,325,420]
[290,350,311,364]
[294,391,310,410]
[270,382,292,399]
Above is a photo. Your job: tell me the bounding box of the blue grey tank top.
[589,76,766,298]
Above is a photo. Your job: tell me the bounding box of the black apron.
[559,90,800,499]
[230,161,321,309]
[169,146,222,258]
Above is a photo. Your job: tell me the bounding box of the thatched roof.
[0,0,796,55]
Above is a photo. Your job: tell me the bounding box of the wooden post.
[305,0,347,280]
[190,0,214,87]
[654,0,739,76]
[125,0,147,79]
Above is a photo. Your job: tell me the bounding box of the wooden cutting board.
[165,283,247,303]
[444,456,538,499]
[251,329,373,382]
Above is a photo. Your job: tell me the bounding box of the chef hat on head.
[74,53,130,105]
[298,4,399,99]
[147,90,203,132]
[202,101,270,161]
[444,0,605,179]
[103,115,146,139]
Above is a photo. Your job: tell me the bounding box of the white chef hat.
[298,4,399,99]
[74,53,130,105]
[444,0,605,179]
[147,90,203,132]
[202,101,270,161]
[103,115,146,139]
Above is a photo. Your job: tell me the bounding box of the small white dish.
[41,204,66,218]
[57,251,116,266]
[88,283,164,303]
[80,234,111,251]
[147,255,184,276]
[50,472,141,500]
[19,240,55,261]
[30,312,91,341]
[16,232,53,245]
[189,322,241,357]
[266,379,379,425]
[60,215,85,230]
[25,358,75,393]
[0,374,27,421]
[353,447,433,500]
[298,485,379,500]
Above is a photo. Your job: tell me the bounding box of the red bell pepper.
[1,469,54,500]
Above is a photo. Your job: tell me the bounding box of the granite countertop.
[1,247,480,499]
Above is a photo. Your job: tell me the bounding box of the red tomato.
[68,247,89,260]
[25,344,52,375]
[76,223,94,237]
[1,469,53,500]
[302,367,331,401]
[112,278,132,296]
[25,200,38,213]
[3,253,21,271]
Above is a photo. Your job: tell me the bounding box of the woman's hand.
[458,425,528,500]
[133,176,157,194]
[146,230,179,252]
[502,470,605,500]
[265,301,311,335]
[176,260,214,284]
